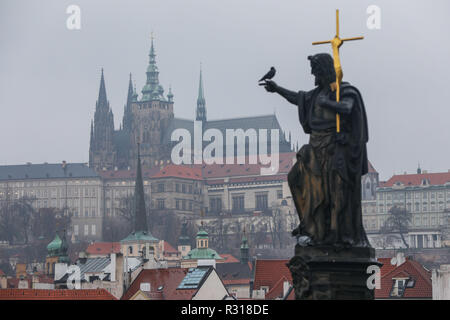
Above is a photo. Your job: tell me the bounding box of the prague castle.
[89,38,293,172]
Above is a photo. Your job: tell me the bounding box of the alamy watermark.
[171,121,280,175]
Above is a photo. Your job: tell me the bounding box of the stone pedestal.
[288,245,380,300]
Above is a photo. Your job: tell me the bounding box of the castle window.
[277,190,283,199]
[255,193,268,210]
[157,199,165,209]
[157,183,165,192]
[232,194,245,212]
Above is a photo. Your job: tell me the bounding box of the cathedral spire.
[97,68,108,109]
[141,34,164,101]
[133,143,148,232]
[127,73,134,105]
[89,120,94,149]
[196,65,206,122]
[123,73,134,131]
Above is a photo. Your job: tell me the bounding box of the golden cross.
[312,9,363,133]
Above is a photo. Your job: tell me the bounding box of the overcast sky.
[0,0,449,180]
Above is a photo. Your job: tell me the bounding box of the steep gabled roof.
[121,268,188,300]
[253,259,292,290]
[375,258,432,299]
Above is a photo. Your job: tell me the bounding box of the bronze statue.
[261,52,370,247]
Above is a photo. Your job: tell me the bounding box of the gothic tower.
[129,36,174,168]
[196,66,206,123]
[122,73,134,133]
[89,69,116,170]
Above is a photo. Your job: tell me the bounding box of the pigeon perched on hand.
[258,66,276,82]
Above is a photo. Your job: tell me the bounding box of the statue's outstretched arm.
[263,80,299,106]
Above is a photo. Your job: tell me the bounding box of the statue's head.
[308,53,336,87]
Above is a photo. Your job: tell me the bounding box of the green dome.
[46,232,70,263]
[121,230,159,243]
[196,230,208,239]
[47,234,62,252]
[183,247,223,261]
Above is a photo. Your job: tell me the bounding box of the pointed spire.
[167,85,174,102]
[132,82,138,102]
[90,120,94,148]
[97,68,108,108]
[196,65,207,122]
[127,73,133,105]
[133,143,148,232]
[141,33,164,102]
[123,73,134,131]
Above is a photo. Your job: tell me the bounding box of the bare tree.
[380,205,412,249]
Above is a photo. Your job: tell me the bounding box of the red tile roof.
[121,268,189,300]
[223,279,251,285]
[152,165,203,181]
[253,259,292,291]
[381,171,450,187]
[200,153,295,180]
[163,241,178,255]
[375,258,432,299]
[86,242,121,255]
[0,289,116,300]
[377,258,397,277]
[219,254,239,263]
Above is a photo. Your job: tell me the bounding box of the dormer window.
[391,278,409,297]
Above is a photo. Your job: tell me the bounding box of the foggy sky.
[0,0,449,180]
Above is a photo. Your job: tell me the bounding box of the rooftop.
[177,266,212,290]
[121,230,159,243]
[121,268,189,300]
[375,257,432,299]
[381,171,450,188]
[86,242,121,256]
[253,259,292,290]
[0,289,116,300]
[0,163,98,181]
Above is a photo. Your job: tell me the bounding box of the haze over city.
[1,0,449,180]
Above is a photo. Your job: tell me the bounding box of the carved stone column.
[288,245,381,300]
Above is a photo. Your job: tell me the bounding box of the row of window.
[73,224,96,236]
[209,190,282,213]
[378,190,450,201]
[377,202,449,213]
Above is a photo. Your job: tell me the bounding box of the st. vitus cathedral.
[89,38,293,171]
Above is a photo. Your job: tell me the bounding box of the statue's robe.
[288,82,370,246]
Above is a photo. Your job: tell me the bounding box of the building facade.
[362,168,450,249]
[0,162,103,241]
